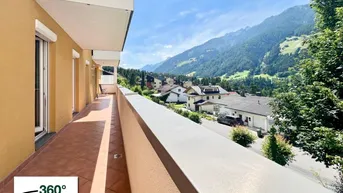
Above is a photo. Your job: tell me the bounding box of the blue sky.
[121,0,310,69]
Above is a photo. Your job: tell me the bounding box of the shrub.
[159,101,165,105]
[142,89,153,96]
[144,95,152,101]
[152,97,160,104]
[181,110,189,118]
[262,129,295,166]
[188,113,201,123]
[175,109,183,115]
[230,126,257,147]
[167,103,176,110]
[133,86,142,95]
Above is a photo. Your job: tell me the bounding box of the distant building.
[165,77,175,86]
[185,85,229,113]
[212,95,274,132]
[153,78,162,89]
[152,85,187,103]
[146,75,163,89]
[146,75,154,89]
[183,81,193,88]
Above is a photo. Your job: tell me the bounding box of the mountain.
[140,62,163,72]
[154,5,315,77]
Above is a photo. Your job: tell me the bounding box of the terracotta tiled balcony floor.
[0,95,130,193]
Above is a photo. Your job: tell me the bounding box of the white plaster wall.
[171,87,187,103]
[166,93,178,103]
[100,84,116,94]
[178,93,187,103]
[200,105,214,114]
[218,106,268,130]
[253,115,266,129]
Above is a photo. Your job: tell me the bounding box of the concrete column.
[114,66,118,85]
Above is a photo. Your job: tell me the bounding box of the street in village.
[201,119,339,189]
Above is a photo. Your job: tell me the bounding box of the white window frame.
[35,37,49,141]
[34,19,56,141]
[72,49,80,113]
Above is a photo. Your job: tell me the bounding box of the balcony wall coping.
[118,86,331,193]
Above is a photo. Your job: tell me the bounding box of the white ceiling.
[36,0,133,51]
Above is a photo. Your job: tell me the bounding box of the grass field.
[186,71,196,77]
[280,36,308,55]
[253,74,275,79]
[174,104,185,109]
[177,60,192,67]
[228,70,250,80]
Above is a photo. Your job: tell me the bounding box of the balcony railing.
[116,85,331,193]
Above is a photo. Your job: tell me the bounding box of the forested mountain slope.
[153,5,315,77]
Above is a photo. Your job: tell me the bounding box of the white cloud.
[179,8,197,16]
[195,10,217,19]
[164,45,173,49]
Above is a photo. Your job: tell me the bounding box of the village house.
[146,75,163,89]
[153,85,187,103]
[212,95,274,132]
[183,81,193,88]
[185,85,229,113]
[166,77,175,86]
[146,74,155,89]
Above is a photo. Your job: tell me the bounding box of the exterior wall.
[153,79,162,89]
[183,81,192,88]
[218,106,268,131]
[199,104,214,114]
[187,96,202,111]
[166,78,174,86]
[117,87,180,193]
[186,94,224,112]
[101,75,115,84]
[178,93,187,103]
[171,87,187,103]
[80,50,93,109]
[100,75,116,94]
[0,0,95,180]
[166,93,179,103]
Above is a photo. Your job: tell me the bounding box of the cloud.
[195,10,217,19]
[179,8,197,16]
[164,45,173,49]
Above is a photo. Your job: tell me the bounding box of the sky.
[121,0,310,69]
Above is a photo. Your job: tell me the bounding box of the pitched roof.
[194,99,206,105]
[159,85,180,93]
[211,95,272,116]
[185,85,228,95]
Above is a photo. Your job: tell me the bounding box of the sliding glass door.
[35,37,48,140]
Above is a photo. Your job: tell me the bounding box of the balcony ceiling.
[92,50,120,66]
[36,0,133,51]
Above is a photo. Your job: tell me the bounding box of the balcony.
[0,86,332,193]
[0,95,129,193]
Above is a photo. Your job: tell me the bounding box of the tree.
[129,73,136,86]
[271,3,343,169]
[311,0,342,30]
[140,71,146,89]
[262,127,295,166]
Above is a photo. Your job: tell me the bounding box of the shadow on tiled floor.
[0,95,130,193]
